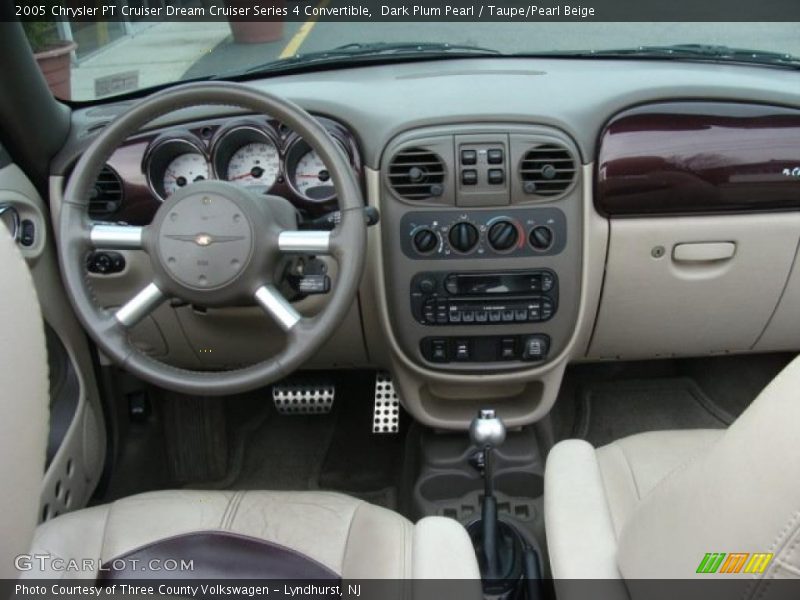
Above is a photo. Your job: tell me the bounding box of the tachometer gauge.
[162,152,209,197]
[225,141,280,189]
[292,149,335,200]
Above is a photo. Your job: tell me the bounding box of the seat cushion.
[545,429,723,580]
[25,490,480,580]
[596,430,723,536]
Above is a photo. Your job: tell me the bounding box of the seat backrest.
[617,354,800,588]
[0,224,48,578]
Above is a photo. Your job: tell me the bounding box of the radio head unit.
[411,269,558,326]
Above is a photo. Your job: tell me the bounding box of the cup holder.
[494,470,543,498]
[418,471,481,501]
[414,468,543,522]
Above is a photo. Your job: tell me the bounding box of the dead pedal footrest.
[373,371,400,434]
[272,381,335,415]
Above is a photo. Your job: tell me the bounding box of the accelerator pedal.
[373,371,400,434]
[272,380,335,415]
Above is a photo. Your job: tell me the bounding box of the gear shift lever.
[469,409,506,579]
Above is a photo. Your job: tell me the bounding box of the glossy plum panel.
[596,103,800,216]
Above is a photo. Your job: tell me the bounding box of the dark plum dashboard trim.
[92,114,362,225]
[595,101,800,217]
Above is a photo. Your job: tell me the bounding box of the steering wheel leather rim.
[59,82,367,395]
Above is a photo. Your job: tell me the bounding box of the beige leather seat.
[26,490,479,579]
[545,355,800,590]
[0,225,479,581]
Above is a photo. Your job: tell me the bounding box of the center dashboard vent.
[388,147,445,200]
[89,165,123,218]
[520,144,576,198]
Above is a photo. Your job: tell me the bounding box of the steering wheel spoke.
[278,230,332,255]
[114,282,165,328]
[90,224,145,250]
[254,284,302,332]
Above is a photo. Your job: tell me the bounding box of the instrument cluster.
[141,116,358,211]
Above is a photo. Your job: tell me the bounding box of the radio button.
[449,309,462,323]
[462,310,476,323]
[501,310,515,322]
[541,272,555,292]
[476,310,488,323]
[514,309,528,321]
[444,276,459,295]
[489,310,502,322]
[454,340,471,361]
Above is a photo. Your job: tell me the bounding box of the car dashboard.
[52,57,800,428]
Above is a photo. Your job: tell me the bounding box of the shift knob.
[469,409,506,448]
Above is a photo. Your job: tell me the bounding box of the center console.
[379,124,583,374]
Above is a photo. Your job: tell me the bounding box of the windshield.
[19,9,800,102]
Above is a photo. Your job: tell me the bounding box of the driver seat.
[0,226,479,581]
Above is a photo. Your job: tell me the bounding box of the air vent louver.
[89,166,123,218]
[388,147,445,200]
[520,144,576,197]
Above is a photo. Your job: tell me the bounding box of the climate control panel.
[400,207,567,260]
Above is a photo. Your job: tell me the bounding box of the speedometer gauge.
[291,149,335,200]
[162,153,209,197]
[225,141,280,190]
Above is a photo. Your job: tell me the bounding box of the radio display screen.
[451,273,538,295]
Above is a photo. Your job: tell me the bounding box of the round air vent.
[89,165,123,219]
[388,147,445,200]
[519,144,576,198]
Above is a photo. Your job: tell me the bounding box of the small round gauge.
[292,149,334,199]
[225,141,280,189]
[162,152,209,198]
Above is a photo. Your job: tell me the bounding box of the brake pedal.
[373,371,400,434]
[272,381,335,415]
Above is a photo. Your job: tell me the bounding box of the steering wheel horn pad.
[147,180,296,306]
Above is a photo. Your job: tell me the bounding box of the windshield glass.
[19,7,800,102]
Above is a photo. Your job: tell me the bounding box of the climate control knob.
[487,220,519,252]
[529,226,554,251]
[413,228,439,254]
[448,222,480,253]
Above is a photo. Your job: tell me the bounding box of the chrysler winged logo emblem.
[165,233,245,246]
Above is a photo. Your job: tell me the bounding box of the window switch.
[462,169,478,185]
[461,149,477,165]
[488,169,505,185]
[487,148,504,164]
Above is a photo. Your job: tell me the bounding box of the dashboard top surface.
[62,57,800,173]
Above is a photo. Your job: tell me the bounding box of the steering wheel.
[59,83,367,395]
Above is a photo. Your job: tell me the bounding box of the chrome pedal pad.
[272,382,335,415]
[373,372,400,434]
